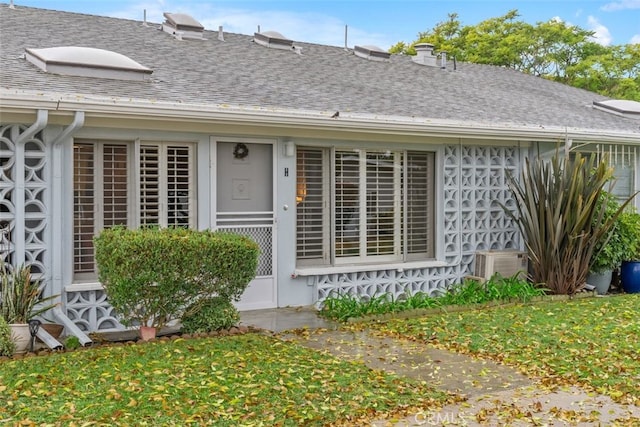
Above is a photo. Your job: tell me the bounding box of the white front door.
[215,140,276,310]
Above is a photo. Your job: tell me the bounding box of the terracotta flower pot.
[139,326,157,341]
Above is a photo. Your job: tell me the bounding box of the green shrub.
[64,335,81,350]
[320,273,546,321]
[181,297,240,333]
[94,226,259,330]
[0,316,15,356]
[589,192,627,274]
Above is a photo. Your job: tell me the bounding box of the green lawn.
[0,334,447,426]
[365,293,640,406]
[3,295,638,425]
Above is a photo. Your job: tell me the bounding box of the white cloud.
[601,0,640,11]
[631,34,640,44]
[105,1,394,49]
[587,16,613,46]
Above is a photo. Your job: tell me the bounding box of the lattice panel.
[316,266,459,303]
[23,136,48,276]
[222,226,273,276]
[316,144,522,304]
[0,126,16,263]
[0,125,49,275]
[65,288,125,332]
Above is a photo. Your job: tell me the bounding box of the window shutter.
[365,152,398,256]
[406,151,435,258]
[166,146,193,227]
[103,145,129,227]
[335,150,360,258]
[73,143,96,274]
[139,145,160,226]
[296,147,328,265]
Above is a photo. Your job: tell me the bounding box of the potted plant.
[0,263,58,353]
[618,209,640,294]
[587,192,627,295]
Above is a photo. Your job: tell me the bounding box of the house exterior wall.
[277,143,526,306]
[4,114,638,334]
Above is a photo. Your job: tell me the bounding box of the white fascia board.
[2,88,640,144]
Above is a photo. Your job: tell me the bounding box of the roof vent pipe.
[440,51,447,69]
[9,0,15,9]
[218,25,224,41]
[412,43,438,67]
[344,25,348,50]
[143,9,148,27]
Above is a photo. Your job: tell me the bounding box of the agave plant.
[503,150,633,295]
[0,262,58,324]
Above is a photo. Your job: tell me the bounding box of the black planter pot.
[620,260,640,294]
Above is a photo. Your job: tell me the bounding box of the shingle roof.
[1,4,639,136]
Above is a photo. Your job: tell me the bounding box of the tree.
[390,10,640,101]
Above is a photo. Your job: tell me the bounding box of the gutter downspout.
[50,111,92,346]
[14,110,48,266]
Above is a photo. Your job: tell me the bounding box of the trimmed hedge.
[181,297,240,333]
[0,316,15,357]
[94,226,259,329]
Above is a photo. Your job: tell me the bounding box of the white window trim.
[297,146,437,268]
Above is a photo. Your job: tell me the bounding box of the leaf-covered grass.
[0,334,447,426]
[367,294,640,405]
[321,274,546,322]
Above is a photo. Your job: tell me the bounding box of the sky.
[7,0,640,49]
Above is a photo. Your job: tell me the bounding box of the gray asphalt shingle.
[1,4,638,135]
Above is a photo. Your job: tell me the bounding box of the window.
[73,140,196,279]
[296,147,435,266]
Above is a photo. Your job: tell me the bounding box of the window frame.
[295,146,436,268]
[72,139,197,281]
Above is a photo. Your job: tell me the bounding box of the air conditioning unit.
[474,250,528,280]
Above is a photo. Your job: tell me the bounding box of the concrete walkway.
[240,307,640,426]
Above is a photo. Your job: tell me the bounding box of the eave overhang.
[1,89,639,145]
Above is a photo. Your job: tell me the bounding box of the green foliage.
[94,226,259,330]
[181,297,240,334]
[503,150,633,294]
[320,273,546,322]
[374,294,640,405]
[392,10,639,101]
[0,334,447,424]
[618,209,640,261]
[589,192,628,273]
[64,335,81,350]
[0,316,15,356]
[0,262,58,324]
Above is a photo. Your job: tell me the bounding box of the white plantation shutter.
[365,151,400,256]
[139,145,160,226]
[73,143,96,274]
[73,141,195,278]
[73,142,130,276]
[296,147,329,265]
[103,145,129,228]
[295,147,436,267]
[139,143,195,228]
[406,151,435,258]
[335,150,360,258]
[166,146,193,227]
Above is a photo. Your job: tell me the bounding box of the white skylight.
[253,31,295,51]
[25,46,152,81]
[162,12,205,40]
[593,100,640,119]
[354,45,390,61]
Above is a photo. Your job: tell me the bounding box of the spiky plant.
[503,150,633,295]
[0,263,57,324]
